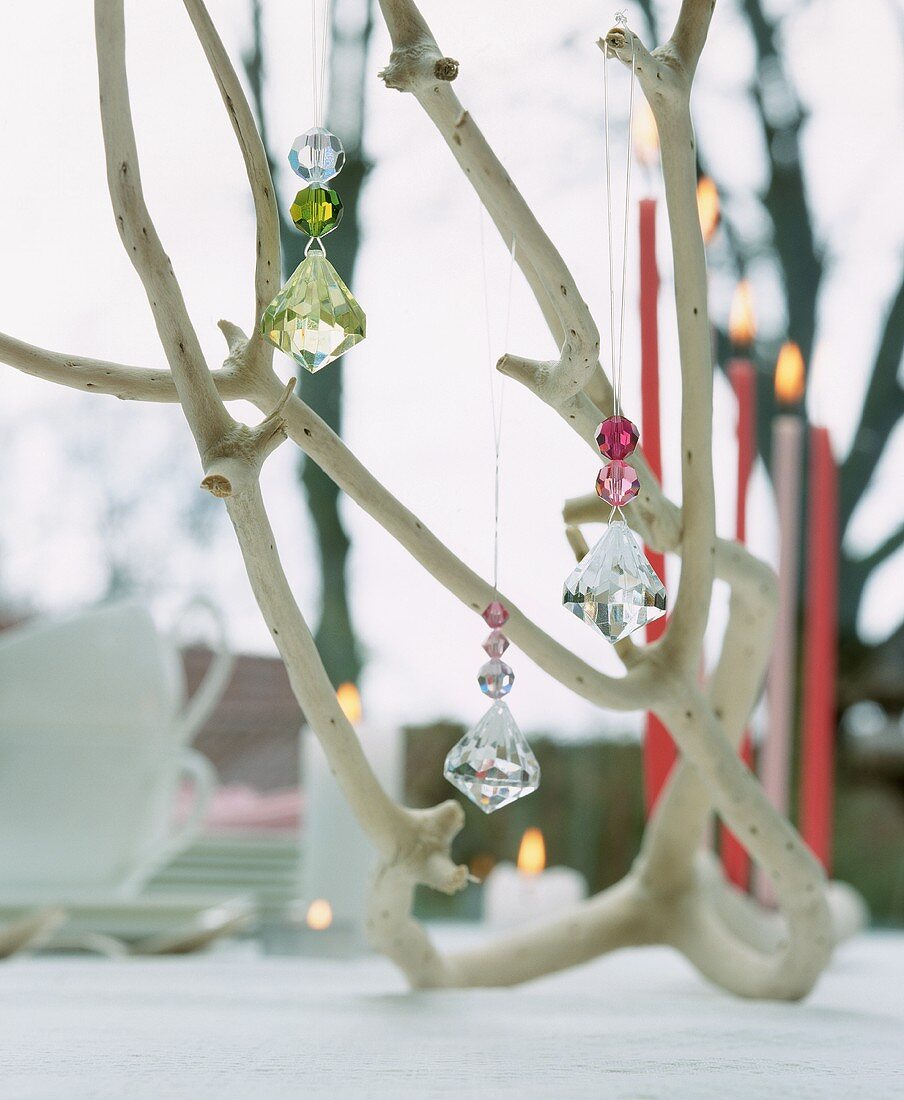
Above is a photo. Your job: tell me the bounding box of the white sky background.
[0,0,901,738]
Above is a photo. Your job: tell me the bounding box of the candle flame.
[729,280,756,347]
[774,341,805,405]
[306,898,333,930]
[336,682,362,725]
[696,177,720,244]
[633,100,659,165]
[517,828,546,876]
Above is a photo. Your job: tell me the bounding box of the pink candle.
[756,344,805,903]
[800,426,838,870]
[639,197,676,814]
[721,345,756,890]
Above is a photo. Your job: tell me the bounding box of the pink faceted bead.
[596,416,639,460]
[596,460,640,507]
[483,630,510,659]
[482,601,509,628]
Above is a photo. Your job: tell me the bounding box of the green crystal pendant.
[261,252,366,373]
[290,186,343,237]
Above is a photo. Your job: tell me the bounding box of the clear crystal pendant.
[444,700,540,814]
[261,251,365,373]
[563,519,666,643]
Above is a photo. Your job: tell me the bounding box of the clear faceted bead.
[562,520,666,643]
[260,253,365,372]
[288,127,346,183]
[482,601,509,627]
[477,659,514,698]
[482,630,510,659]
[443,700,540,814]
[596,460,640,507]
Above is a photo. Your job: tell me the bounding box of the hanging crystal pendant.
[261,251,365,373]
[443,700,541,814]
[563,519,666,643]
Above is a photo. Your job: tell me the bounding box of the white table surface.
[2,930,902,1098]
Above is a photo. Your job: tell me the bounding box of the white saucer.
[0,890,256,941]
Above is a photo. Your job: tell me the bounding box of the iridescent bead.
[482,601,509,628]
[482,630,510,659]
[596,460,640,507]
[290,187,343,237]
[596,416,639,459]
[288,127,345,183]
[477,659,515,698]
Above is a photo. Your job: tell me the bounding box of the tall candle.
[721,352,757,890]
[756,343,805,903]
[721,279,756,888]
[800,426,838,869]
[639,196,676,814]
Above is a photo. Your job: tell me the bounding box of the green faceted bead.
[290,186,343,237]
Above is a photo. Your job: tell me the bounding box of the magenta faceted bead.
[596,460,640,507]
[596,416,639,460]
[482,601,509,628]
[483,630,510,659]
[478,659,515,698]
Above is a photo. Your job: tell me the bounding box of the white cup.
[0,736,215,897]
[0,599,233,745]
[0,598,233,897]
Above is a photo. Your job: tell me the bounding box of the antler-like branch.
[181,0,280,371]
[92,0,469,919]
[1,0,858,998]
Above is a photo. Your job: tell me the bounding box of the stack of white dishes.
[0,600,246,946]
[151,831,302,921]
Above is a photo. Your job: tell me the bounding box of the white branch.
[0,0,862,1000]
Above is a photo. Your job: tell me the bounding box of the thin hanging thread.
[602,19,636,520]
[479,205,517,595]
[602,23,636,420]
[311,0,333,129]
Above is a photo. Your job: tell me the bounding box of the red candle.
[639,197,676,814]
[800,426,838,870]
[720,280,757,889]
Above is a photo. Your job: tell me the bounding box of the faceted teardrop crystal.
[443,701,540,814]
[288,127,345,183]
[290,186,343,237]
[562,520,666,643]
[260,253,365,373]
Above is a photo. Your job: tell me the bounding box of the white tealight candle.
[483,828,588,928]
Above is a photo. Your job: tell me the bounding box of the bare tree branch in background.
[243,0,375,687]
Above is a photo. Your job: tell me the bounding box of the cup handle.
[169,597,235,744]
[118,749,217,896]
